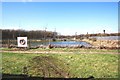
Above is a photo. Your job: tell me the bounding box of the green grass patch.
[1,47,120,53]
[2,50,118,78]
[1,48,13,51]
[29,48,119,53]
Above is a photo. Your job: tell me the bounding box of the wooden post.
[7,39,10,48]
[28,39,31,49]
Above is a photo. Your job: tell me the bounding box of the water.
[90,36,119,40]
[30,41,92,47]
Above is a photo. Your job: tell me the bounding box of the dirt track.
[1,50,119,54]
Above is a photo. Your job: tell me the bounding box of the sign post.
[17,37,27,47]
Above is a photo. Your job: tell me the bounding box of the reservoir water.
[30,41,92,47]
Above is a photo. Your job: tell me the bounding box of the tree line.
[58,33,120,39]
[2,29,57,40]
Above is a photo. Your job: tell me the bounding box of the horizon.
[1,2,118,35]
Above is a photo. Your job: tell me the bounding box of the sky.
[1,2,118,35]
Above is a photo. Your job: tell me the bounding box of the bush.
[89,38,97,42]
[52,38,56,41]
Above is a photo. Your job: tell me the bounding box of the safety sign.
[17,37,27,47]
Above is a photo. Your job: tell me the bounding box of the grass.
[30,48,119,52]
[1,47,120,52]
[2,48,119,78]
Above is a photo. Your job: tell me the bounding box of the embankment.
[82,39,120,49]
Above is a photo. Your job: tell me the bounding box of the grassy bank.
[2,48,118,78]
[82,39,120,48]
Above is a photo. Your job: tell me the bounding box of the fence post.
[7,39,10,48]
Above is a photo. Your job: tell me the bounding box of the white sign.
[17,37,27,47]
